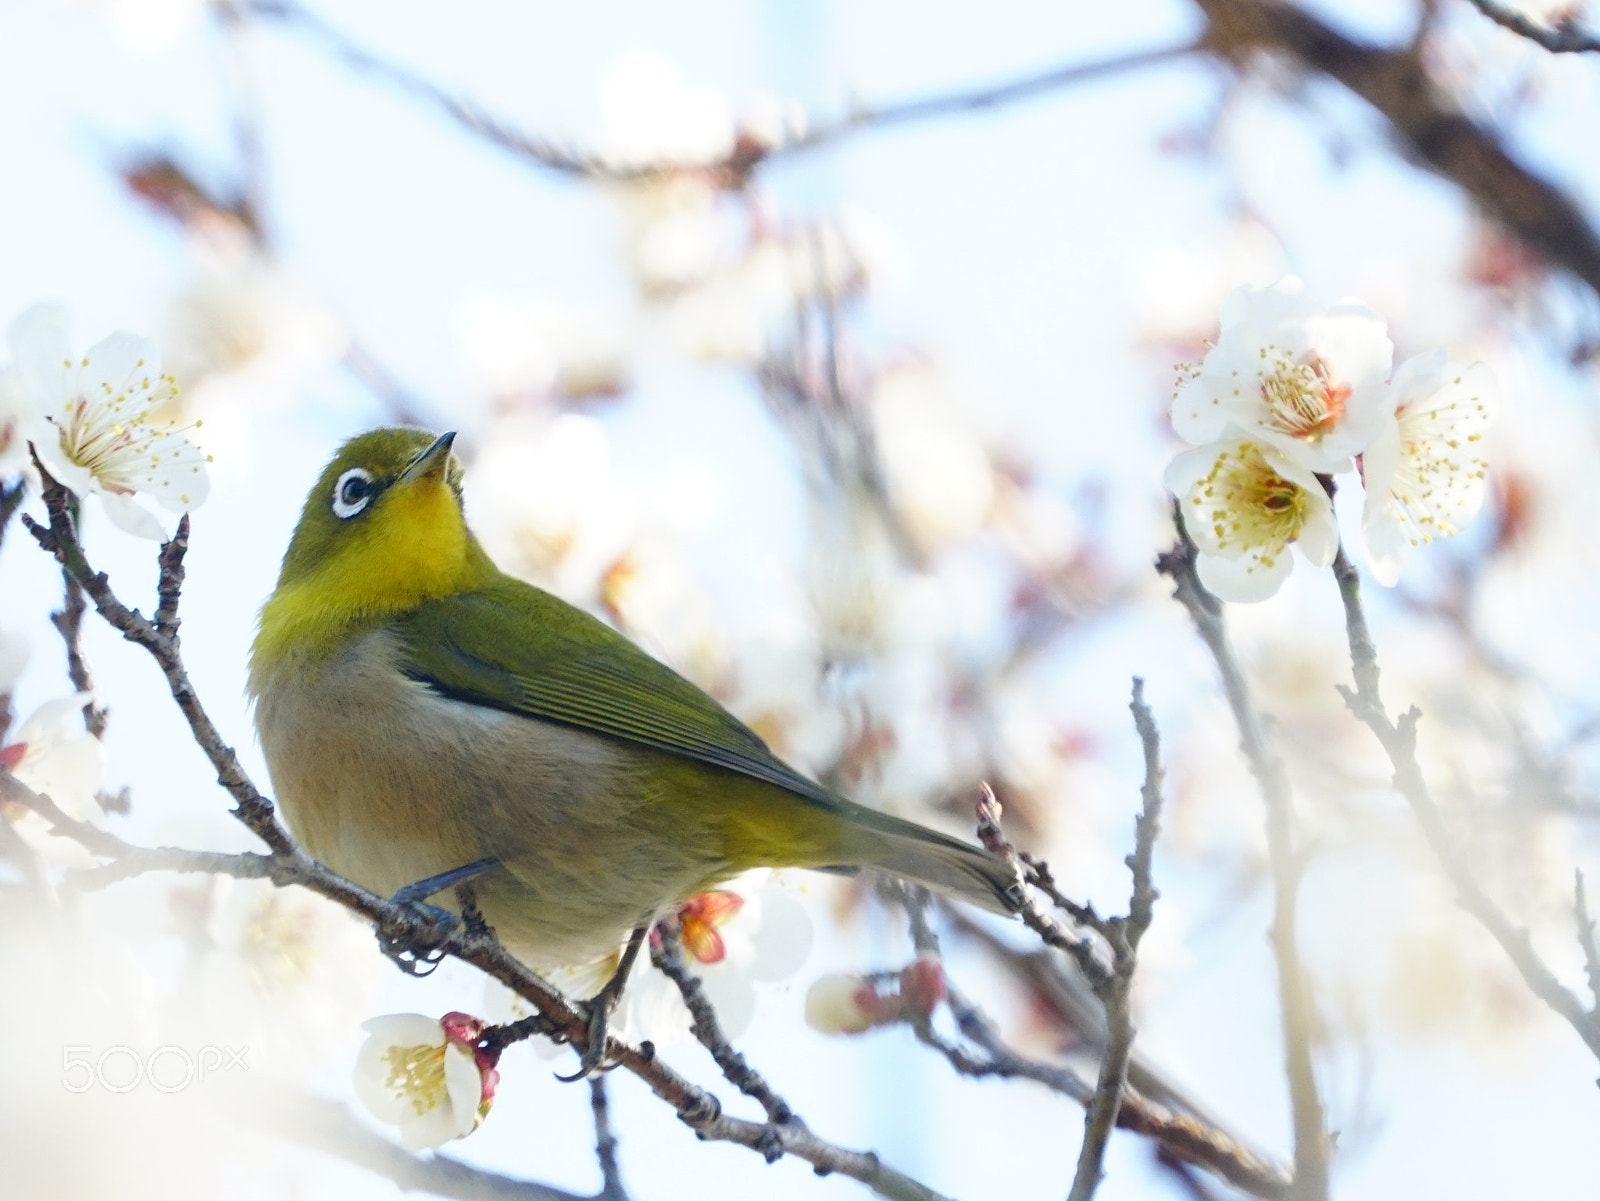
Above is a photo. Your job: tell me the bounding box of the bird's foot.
[376,899,459,977]
[555,921,652,1082]
[557,998,620,1081]
[374,859,501,976]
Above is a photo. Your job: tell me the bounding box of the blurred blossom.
[1164,434,1338,602]
[804,953,946,1035]
[9,304,210,538]
[1172,276,1393,475]
[2,693,104,822]
[665,212,893,361]
[194,876,382,1065]
[1361,352,1497,586]
[599,50,734,167]
[0,368,27,477]
[630,872,815,1044]
[872,361,995,549]
[468,414,636,598]
[353,1012,498,1150]
[1133,218,1285,357]
[165,256,345,418]
[456,296,629,404]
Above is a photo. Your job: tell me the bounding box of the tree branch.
[245,0,1190,183]
[1193,0,1600,300]
[1462,0,1600,54]
[1157,520,1329,1201]
[1066,679,1167,1201]
[1330,544,1600,1060]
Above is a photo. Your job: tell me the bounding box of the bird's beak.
[399,431,457,486]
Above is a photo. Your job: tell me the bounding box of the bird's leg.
[376,857,500,976]
[456,882,493,938]
[559,921,651,1081]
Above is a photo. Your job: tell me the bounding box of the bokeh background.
[2,0,1600,1197]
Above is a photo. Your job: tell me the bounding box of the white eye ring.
[331,467,375,519]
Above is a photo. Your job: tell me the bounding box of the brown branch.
[1193,0,1600,300]
[50,573,108,739]
[246,0,1189,184]
[1066,679,1166,1201]
[650,917,797,1139]
[588,1077,629,1201]
[883,881,1288,1199]
[975,785,1116,993]
[1462,0,1600,53]
[1157,520,1329,1200]
[1331,544,1600,1060]
[0,479,24,554]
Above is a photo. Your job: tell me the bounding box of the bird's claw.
[376,898,460,977]
[555,998,618,1081]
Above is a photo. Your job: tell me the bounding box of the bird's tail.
[824,802,1022,914]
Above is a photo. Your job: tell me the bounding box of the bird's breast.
[250,627,727,969]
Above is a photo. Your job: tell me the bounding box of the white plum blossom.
[1174,276,1393,474]
[1165,433,1339,602]
[1,693,105,821]
[1362,351,1497,586]
[353,1012,499,1151]
[9,304,210,539]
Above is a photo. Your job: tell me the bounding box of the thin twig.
[650,917,797,1138]
[1157,520,1328,1200]
[246,0,1189,182]
[1066,679,1166,1201]
[588,1077,628,1201]
[1576,871,1600,1009]
[0,479,24,554]
[975,785,1115,993]
[882,881,1288,1198]
[51,573,108,739]
[1330,543,1600,1060]
[1462,0,1600,53]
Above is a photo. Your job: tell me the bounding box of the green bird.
[248,428,1017,1064]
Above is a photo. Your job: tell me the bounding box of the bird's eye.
[331,468,374,519]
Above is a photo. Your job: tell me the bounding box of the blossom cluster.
[0,304,210,538]
[1165,277,1496,601]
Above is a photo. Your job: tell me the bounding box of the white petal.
[99,426,210,513]
[12,693,94,743]
[8,303,74,409]
[1294,488,1340,568]
[1362,499,1409,587]
[1218,276,1313,331]
[399,1099,462,1152]
[81,331,162,419]
[442,1042,484,1139]
[1309,299,1391,389]
[97,491,168,540]
[360,1013,448,1045]
[26,417,97,498]
[1195,546,1293,603]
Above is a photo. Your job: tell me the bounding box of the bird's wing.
[395,576,838,806]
